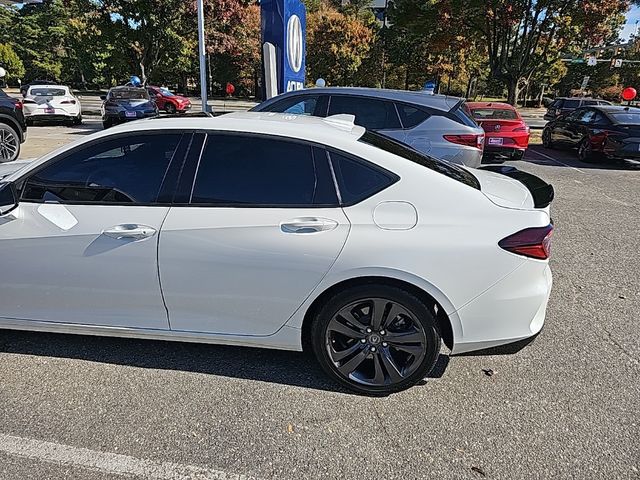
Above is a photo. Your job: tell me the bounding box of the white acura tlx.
[0,112,554,395]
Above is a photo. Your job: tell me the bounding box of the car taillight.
[23,99,36,104]
[444,134,484,149]
[14,100,23,109]
[514,125,530,133]
[499,224,553,260]
[60,99,76,104]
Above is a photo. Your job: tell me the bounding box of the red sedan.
[468,102,530,161]
[146,86,191,114]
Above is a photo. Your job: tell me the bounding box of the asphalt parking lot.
[1,121,639,480]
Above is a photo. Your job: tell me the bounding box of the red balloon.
[225,83,235,95]
[621,87,636,101]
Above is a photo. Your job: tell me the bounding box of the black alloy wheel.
[312,285,441,396]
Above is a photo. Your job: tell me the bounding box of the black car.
[542,105,640,162]
[543,97,611,121]
[101,86,159,128]
[0,89,27,162]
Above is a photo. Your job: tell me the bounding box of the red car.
[468,102,530,161]
[146,86,191,114]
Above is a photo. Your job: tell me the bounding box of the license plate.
[44,107,55,114]
[125,111,137,118]
[488,137,504,146]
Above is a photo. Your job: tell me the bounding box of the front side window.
[21,134,182,204]
[191,135,338,206]
[259,95,319,116]
[328,96,401,130]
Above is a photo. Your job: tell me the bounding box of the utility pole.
[197,0,209,113]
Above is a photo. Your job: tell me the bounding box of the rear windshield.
[109,89,149,100]
[30,88,66,96]
[359,131,480,190]
[610,111,640,125]
[471,108,518,120]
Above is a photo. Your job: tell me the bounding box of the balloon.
[315,78,326,88]
[0,67,6,78]
[621,87,637,101]
[129,75,141,87]
[225,82,235,95]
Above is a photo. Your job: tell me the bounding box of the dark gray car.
[252,88,485,168]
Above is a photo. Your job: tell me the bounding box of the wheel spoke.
[328,319,364,340]
[389,343,424,357]
[385,329,423,344]
[372,354,385,384]
[337,349,368,376]
[385,303,407,329]
[335,305,368,331]
[331,342,363,362]
[370,299,388,330]
[380,349,404,382]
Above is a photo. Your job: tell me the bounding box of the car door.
[553,109,582,145]
[159,133,350,336]
[327,95,404,142]
[0,131,190,329]
[567,109,595,146]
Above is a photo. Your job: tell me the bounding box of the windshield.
[109,89,149,100]
[610,111,640,125]
[30,88,66,96]
[359,131,480,190]
[471,108,518,120]
[159,88,175,97]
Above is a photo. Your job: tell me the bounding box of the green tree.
[0,43,25,82]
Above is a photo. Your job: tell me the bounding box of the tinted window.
[396,104,430,128]
[592,112,609,125]
[22,134,181,204]
[563,99,580,109]
[610,111,640,125]
[578,110,596,123]
[109,88,149,100]
[30,88,66,96]
[566,109,585,121]
[328,96,401,130]
[359,130,480,190]
[582,100,597,106]
[191,135,338,206]
[471,108,519,120]
[328,151,396,205]
[260,95,319,116]
[453,103,479,127]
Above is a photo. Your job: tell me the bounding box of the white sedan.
[0,112,553,395]
[23,85,82,125]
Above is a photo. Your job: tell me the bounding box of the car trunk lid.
[474,166,554,211]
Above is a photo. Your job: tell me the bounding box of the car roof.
[100,112,367,145]
[259,87,463,112]
[466,102,515,110]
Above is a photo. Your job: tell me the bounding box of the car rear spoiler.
[479,165,554,208]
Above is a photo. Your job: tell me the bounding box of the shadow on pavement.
[0,330,450,395]
[524,145,640,171]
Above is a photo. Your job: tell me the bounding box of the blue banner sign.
[261,0,307,95]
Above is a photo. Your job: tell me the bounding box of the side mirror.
[0,182,18,215]
[100,95,107,101]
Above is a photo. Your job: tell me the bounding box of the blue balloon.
[315,78,326,88]
[130,75,141,87]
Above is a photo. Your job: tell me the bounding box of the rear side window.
[452,102,479,127]
[563,99,580,109]
[582,100,597,106]
[396,104,430,128]
[21,134,182,204]
[327,150,397,205]
[359,130,480,190]
[328,96,401,130]
[191,135,338,206]
[258,95,319,116]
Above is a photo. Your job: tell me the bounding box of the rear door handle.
[102,224,157,240]
[280,217,338,234]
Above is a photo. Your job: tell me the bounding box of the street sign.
[587,56,597,66]
[580,76,590,89]
[612,58,623,68]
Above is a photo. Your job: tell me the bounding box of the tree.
[0,43,25,82]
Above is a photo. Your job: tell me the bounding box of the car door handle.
[102,224,157,240]
[280,217,338,234]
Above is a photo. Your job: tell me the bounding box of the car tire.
[102,120,112,129]
[578,139,595,163]
[310,285,441,396]
[165,103,177,114]
[73,114,82,126]
[542,129,554,149]
[0,123,20,163]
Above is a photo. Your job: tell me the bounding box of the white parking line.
[529,149,586,174]
[0,433,257,480]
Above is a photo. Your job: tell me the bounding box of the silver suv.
[252,88,485,168]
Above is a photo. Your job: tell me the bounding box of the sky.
[621,5,640,40]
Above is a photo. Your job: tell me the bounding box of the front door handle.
[280,217,338,234]
[102,224,157,240]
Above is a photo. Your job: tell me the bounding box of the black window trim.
[15,130,194,207]
[175,131,399,209]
